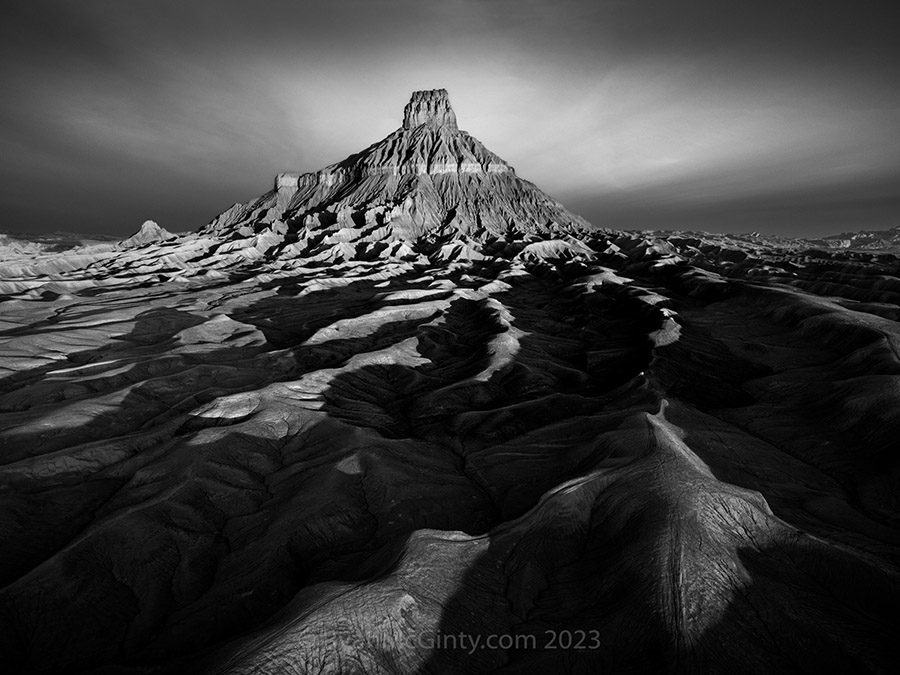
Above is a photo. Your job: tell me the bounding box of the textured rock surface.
[214,88,591,250]
[403,88,458,130]
[0,90,898,673]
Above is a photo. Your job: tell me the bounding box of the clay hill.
[0,90,898,674]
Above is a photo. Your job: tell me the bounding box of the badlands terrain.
[1,90,898,673]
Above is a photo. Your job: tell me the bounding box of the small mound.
[119,220,176,247]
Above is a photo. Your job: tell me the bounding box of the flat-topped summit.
[222,87,593,249]
[403,88,458,130]
[275,88,504,187]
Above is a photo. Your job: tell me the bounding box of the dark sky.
[1,0,898,237]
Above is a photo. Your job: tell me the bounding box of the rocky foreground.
[1,90,898,673]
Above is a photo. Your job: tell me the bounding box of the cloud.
[1,0,898,235]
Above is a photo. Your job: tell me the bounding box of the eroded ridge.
[1,239,899,672]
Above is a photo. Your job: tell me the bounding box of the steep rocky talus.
[0,90,898,673]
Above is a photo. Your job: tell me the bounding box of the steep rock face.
[208,89,591,248]
[403,87,458,130]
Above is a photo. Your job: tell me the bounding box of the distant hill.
[0,229,120,254]
[816,225,900,251]
[0,222,177,262]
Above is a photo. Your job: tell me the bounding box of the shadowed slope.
[1,250,899,673]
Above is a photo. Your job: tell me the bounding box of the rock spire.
[402,89,458,130]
